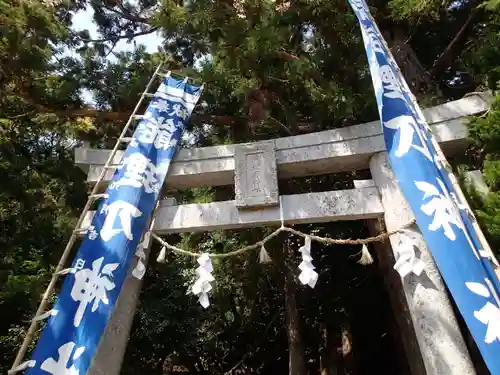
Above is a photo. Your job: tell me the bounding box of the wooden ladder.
[9,62,175,374]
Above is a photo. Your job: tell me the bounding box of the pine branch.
[14,82,321,130]
[431,6,480,75]
[85,27,160,44]
[278,50,299,62]
[33,105,240,126]
[90,0,150,24]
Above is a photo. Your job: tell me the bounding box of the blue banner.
[25,75,202,374]
[347,0,500,373]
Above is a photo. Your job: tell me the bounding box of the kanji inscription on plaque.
[234,140,278,209]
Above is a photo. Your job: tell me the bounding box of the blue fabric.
[164,76,200,96]
[348,1,500,373]
[26,76,202,375]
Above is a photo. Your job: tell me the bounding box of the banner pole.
[369,12,499,273]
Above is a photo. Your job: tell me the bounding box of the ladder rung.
[119,137,134,143]
[133,114,146,120]
[103,165,118,169]
[125,126,135,135]
[73,228,87,235]
[143,93,158,98]
[32,309,58,322]
[90,193,109,200]
[54,268,75,276]
[157,70,172,78]
[8,360,35,375]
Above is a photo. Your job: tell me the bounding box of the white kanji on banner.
[415,178,464,241]
[168,103,188,120]
[466,281,500,344]
[150,99,169,112]
[153,119,178,150]
[86,225,98,240]
[70,257,118,327]
[379,65,404,101]
[383,115,417,158]
[132,118,179,150]
[40,342,85,375]
[110,153,162,193]
[134,121,158,145]
[350,0,369,20]
[99,200,142,242]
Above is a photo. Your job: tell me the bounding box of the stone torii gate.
[75,92,491,375]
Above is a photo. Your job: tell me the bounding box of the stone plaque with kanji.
[234,140,278,209]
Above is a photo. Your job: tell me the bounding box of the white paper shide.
[298,236,318,288]
[393,232,425,278]
[191,253,215,308]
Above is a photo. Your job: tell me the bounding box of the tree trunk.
[339,322,354,375]
[431,7,480,76]
[162,356,174,374]
[177,353,205,375]
[319,323,340,375]
[318,315,354,375]
[284,242,307,375]
[383,28,441,96]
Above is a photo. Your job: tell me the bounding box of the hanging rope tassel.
[358,244,374,266]
[259,244,272,264]
[157,246,167,263]
[132,260,146,280]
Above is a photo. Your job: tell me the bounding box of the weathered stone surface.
[465,170,490,197]
[80,188,384,234]
[234,140,278,209]
[74,93,492,191]
[369,152,476,375]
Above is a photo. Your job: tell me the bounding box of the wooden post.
[87,198,176,375]
[369,152,476,375]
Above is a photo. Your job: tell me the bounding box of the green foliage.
[468,94,500,251]
[0,91,88,374]
[481,0,500,11]
[0,1,89,371]
[388,0,445,20]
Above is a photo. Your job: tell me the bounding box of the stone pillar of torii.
[368,153,475,375]
[75,93,491,374]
